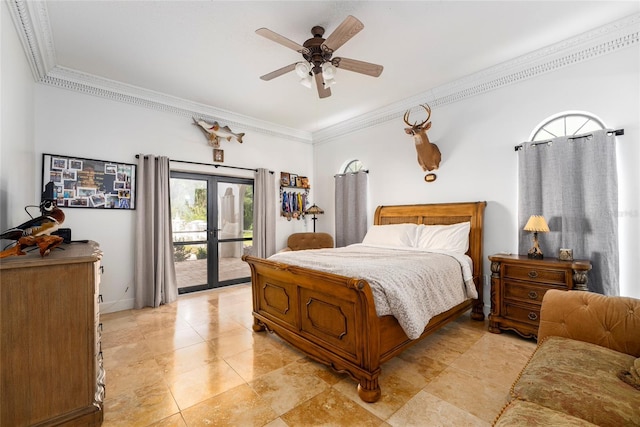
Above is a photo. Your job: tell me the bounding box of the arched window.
[342,159,364,174]
[530,111,606,141]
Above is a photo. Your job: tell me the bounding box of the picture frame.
[213,148,224,163]
[289,174,298,187]
[42,153,136,209]
[280,172,290,186]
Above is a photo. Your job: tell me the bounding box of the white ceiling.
[16,1,640,138]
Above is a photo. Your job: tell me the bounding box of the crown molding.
[43,66,313,143]
[8,0,639,145]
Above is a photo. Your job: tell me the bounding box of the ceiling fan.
[256,15,384,99]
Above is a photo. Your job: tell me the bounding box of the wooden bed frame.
[242,201,486,402]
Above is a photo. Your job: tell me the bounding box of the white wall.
[33,86,313,312]
[1,1,36,232]
[314,47,640,304]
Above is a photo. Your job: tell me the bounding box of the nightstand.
[488,254,591,339]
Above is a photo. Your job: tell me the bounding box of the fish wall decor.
[193,118,245,147]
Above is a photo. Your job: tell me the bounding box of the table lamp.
[305,204,324,233]
[524,215,550,259]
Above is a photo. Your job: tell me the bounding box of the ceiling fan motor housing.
[303,26,333,74]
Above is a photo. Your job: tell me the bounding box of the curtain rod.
[334,169,370,178]
[514,128,624,151]
[135,155,273,174]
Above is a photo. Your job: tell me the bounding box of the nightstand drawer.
[503,264,566,285]
[504,280,565,304]
[504,303,541,326]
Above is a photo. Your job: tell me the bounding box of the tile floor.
[100,283,537,427]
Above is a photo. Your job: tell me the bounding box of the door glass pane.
[217,182,253,284]
[171,179,208,242]
[218,242,250,281]
[218,183,243,239]
[173,243,207,288]
[171,177,208,290]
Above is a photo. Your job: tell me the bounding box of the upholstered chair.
[282,232,334,252]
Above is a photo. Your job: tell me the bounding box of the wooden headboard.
[374,202,487,287]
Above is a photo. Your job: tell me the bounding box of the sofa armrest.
[538,289,640,357]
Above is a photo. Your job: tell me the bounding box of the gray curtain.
[518,129,618,295]
[253,168,276,258]
[335,171,368,247]
[134,155,178,308]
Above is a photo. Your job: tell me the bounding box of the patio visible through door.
[170,172,253,293]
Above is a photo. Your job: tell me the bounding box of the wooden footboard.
[242,255,385,402]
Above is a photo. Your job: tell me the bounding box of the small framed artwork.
[42,153,136,209]
[280,172,290,186]
[289,174,298,187]
[300,176,309,188]
[213,149,224,163]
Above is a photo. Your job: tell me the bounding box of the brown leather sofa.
[281,232,334,252]
[494,289,640,426]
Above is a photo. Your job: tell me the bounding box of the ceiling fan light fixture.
[299,75,313,88]
[322,62,336,80]
[295,62,311,78]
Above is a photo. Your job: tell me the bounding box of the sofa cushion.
[494,400,597,426]
[511,336,640,426]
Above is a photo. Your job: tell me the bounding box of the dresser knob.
[528,291,538,300]
[528,270,538,278]
[528,312,538,321]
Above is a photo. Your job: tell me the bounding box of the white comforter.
[268,244,476,340]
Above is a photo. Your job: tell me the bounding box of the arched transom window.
[530,111,606,141]
[343,159,365,174]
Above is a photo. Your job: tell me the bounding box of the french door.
[170,172,253,293]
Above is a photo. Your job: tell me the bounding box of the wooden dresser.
[488,254,591,339]
[0,242,104,426]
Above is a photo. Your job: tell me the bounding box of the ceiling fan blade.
[334,57,383,77]
[314,72,331,98]
[260,63,297,81]
[323,15,364,52]
[255,28,309,54]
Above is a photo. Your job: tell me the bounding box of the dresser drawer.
[504,280,565,304]
[503,264,567,285]
[504,303,541,326]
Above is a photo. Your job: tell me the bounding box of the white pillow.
[416,222,471,253]
[362,223,419,248]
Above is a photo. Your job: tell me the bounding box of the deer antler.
[403,104,432,129]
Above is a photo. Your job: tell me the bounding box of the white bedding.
[268,244,477,340]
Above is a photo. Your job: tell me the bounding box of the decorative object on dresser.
[488,254,592,339]
[0,241,104,426]
[304,204,324,232]
[243,201,486,402]
[523,215,549,259]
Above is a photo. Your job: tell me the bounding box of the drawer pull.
[528,312,538,321]
[528,291,538,300]
[528,270,538,278]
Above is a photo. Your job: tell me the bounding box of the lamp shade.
[295,62,311,78]
[524,215,550,232]
[305,204,324,215]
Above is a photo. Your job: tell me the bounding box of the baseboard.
[100,297,134,313]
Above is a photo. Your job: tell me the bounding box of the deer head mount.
[404,104,441,172]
